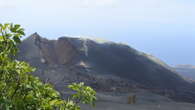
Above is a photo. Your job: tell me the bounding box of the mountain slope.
[17,33,195,103]
[173,65,195,81]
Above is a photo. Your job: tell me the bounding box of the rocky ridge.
[17,33,195,103]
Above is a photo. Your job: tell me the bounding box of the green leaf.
[13,36,21,44]
[14,24,20,31]
[0,24,3,28]
[17,29,25,35]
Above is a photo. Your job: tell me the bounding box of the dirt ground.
[81,91,195,110]
[82,101,195,110]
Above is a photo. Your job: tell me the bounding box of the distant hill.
[173,65,195,81]
[17,33,195,103]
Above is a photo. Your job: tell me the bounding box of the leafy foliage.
[0,23,96,110]
[68,82,96,106]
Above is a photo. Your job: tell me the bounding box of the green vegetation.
[0,23,96,110]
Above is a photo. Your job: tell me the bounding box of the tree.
[0,23,96,110]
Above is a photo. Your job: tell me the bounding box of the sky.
[0,0,195,66]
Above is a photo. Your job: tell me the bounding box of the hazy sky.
[0,0,195,66]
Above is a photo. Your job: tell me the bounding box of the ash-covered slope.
[18,33,195,103]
